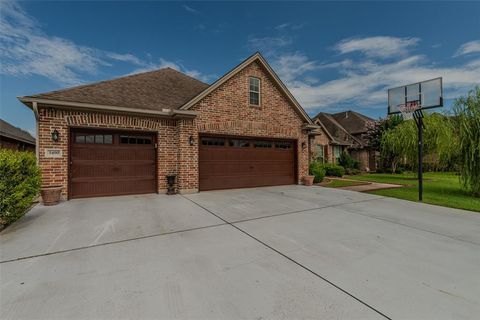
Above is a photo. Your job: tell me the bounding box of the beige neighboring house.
[310,110,377,171]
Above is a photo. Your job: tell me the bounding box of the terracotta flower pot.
[41,186,62,206]
[303,175,315,186]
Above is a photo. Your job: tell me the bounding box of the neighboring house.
[0,119,36,152]
[18,53,319,199]
[311,110,376,171]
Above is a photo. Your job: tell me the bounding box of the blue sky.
[1,1,479,136]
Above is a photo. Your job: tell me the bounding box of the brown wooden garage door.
[199,136,296,191]
[70,129,156,198]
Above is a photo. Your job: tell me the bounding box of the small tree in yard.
[454,87,480,197]
[366,114,403,170]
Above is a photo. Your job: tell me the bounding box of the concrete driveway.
[1,186,479,319]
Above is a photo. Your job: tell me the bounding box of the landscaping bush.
[338,151,360,171]
[345,168,361,175]
[321,164,345,177]
[309,161,326,183]
[0,149,41,228]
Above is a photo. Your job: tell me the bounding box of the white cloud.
[247,36,292,56]
[264,37,480,112]
[273,52,318,82]
[454,40,480,56]
[182,5,199,14]
[334,36,420,58]
[274,22,303,31]
[0,2,208,86]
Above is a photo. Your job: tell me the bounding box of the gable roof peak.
[179,52,312,124]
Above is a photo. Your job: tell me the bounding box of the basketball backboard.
[388,77,443,115]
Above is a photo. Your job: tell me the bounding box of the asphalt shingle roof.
[331,110,374,135]
[0,119,36,145]
[26,68,209,111]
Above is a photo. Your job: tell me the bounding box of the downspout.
[32,101,39,163]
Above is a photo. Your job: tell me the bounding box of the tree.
[379,113,458,173]
[380,119,416,172]
[365,114,403,150]
[454,87,480,197]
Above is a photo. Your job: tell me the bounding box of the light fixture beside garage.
[301,142,306,149]
[51,129,60,142]
[189,135,195,146]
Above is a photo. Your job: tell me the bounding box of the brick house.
[0,118,36,152]
[311,110,376,171]
[19,53,319,199]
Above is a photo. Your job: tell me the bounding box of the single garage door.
[70,129,156,198]
[199,136,296,191]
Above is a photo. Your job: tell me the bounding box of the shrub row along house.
[311,111,377,171]
[0,118,36,152]
[19,53,322,199]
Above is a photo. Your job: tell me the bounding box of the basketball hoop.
[387,77,443,202]
[397,100,420,120]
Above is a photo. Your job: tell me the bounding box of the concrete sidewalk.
[329,177,404,192]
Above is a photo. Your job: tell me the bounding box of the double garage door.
[199,136,296,191]
[70,129,156,198]
[70,129,296,198]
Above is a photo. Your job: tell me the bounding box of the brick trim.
[197,120,299,138]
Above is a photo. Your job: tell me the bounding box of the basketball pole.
[418,114,423,202]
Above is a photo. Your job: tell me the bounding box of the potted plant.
[303,175,315,186]
[40,186,62,206]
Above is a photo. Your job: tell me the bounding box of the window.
[249,77,260,106]
[120,136,152,145]
[275,141,292,150]
[201,137,225,146]
[229,139,250,148]
[333,146,342,164]
[316,144,325,163]
[75,134,113,144]
[253,140,272,148]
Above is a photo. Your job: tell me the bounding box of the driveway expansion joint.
[0,222,227,264]
[181,194,392,320]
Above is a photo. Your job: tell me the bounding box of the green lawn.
[347,172,480,212]
[322,179,369,188]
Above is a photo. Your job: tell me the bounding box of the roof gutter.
[17,97,198,119]
[32,101,39,162]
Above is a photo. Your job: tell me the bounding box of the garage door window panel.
[75,134,113,144]
[229,139,250,148]
[254,141,272,148]
[201,137,225,146]
[275,141,292,150]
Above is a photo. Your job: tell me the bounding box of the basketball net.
[397,100,420,120]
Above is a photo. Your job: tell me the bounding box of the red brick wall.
[310,127,334,163]
[189,61,310,189]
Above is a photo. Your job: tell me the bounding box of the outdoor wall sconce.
[51,129,60,142]
[301,142,306,150]
[189,136,195,146]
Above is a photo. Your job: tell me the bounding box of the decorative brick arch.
[64,113,175,130]
[197,120,298,138]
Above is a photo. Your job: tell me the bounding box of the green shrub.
[345,168,360,175]
[339,151,354,168]
[309,161,326,183]
[321,164,345,177]
[0,149,41,228]
[339,151,361,170]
